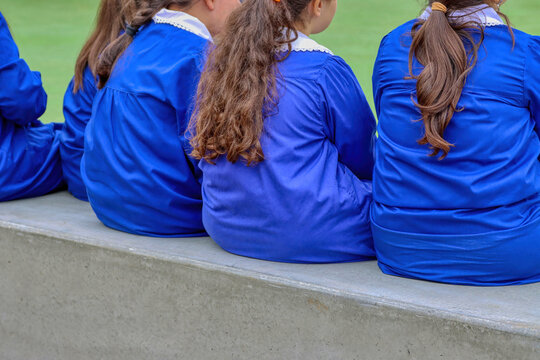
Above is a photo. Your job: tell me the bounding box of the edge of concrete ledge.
[2,217,539,341]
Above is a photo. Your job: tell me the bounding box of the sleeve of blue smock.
[63,68,97,142]
[372,36,388,118]
[525,36,540,134]
[0,12,47,125]
[174,51,206,183]
[319,55,376,180]
[61,67,97,200]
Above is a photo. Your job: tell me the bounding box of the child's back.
[372,4,540,285]
[82,10,211,237]
[193,0,376,263]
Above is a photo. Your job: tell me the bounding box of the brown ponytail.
[190,0,317,165]
[73,0,132,92]
[96,0,194,89]
[408,0,513,159]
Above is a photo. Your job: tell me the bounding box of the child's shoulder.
[0,11,11,35]
[132,20,210,71]
[145,10,212,53]
[509,27,540,48]
[148,20,210,48]
[282,50,336,81]
[281,34,351,79]
[379,19,418,48]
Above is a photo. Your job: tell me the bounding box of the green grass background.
[1,0,539,123]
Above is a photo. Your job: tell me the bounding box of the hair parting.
[407,0,513,159]
[189,0,319,165]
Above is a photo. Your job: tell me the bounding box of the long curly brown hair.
[408,0,513,159]
[73,0,136,92]
[189,0,320,166]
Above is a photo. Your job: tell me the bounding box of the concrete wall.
[0,193,539,359]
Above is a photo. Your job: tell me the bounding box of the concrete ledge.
[0,192,539,359]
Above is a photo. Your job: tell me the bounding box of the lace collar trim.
[281,31,333,55]
[153,9,213,42]
[420,5,505,26]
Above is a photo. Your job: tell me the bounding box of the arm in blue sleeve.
[372,35,388,118]
[0,12,47,125]
[320,56,376,179]
[62,68,97,147]
[61,67,97,199]
[525,36,540,135]
[174,51,206,183]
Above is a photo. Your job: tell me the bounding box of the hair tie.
[125,24,140,37]
[431,2,448,13]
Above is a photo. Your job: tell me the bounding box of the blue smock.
[61,66,97,201]
[372,12,540,285]
[200,34,376,263]
[0,11,63,201]
[81,10,208,237]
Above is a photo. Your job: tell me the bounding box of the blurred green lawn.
[1,0,539,123]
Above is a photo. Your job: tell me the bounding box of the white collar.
[153,9,213,42]
[420,5,504,26]
[280,31,333,55]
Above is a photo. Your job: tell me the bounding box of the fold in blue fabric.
[0,11,64,201]
[200,51,377,263]
[372,19,540,285]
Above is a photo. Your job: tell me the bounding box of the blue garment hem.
[371,216,540,286]
[99,220,207,238]
[377,261,540,287]
[0,184,65,202]
[67,189,89,202]
[214,242,376,264]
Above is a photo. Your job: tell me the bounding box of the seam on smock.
[523,36,533,108]
[316,56,364,209]
[373,35,390,112]
[316,55,340,140]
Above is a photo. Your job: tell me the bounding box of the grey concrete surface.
[0,192,538,359]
